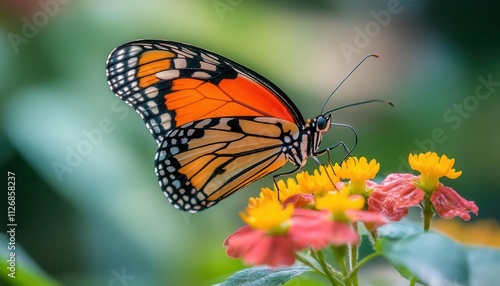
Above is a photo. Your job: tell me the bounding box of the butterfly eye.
[317,116,329,131]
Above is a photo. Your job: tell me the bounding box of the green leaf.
[218,265,312,286]
[377,218,423,239]
[376,229,500,286]
[466,247,500,285]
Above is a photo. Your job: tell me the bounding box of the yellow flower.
[408,152,462,192]
[333,157,380,194]
[295,171,323,194]
[248,177,302,208]
[295,167,339,195]
[275,177,301,198]
[314,165,340,193]
[248,187,275,208]
[315,191,365,221]
[240,199,294,233]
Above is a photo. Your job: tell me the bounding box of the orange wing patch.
[219,74,295,122]
[137,50,176,87]
[166,75,295,128]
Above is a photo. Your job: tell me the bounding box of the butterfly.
[105,40,376,212]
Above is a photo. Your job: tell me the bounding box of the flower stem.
[409,195,434,285]
[294,252,327,277]
[422,195,434,232]
[345,252,381,281]
[349,223,359,286]
[296,252,345,285]
[312,249,342,286]
[295,253,344,286]
[331,246,350,284]
[369,229,378,241]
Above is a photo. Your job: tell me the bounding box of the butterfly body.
[106,40,331,212]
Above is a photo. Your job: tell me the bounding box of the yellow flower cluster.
[315,192,365,222]
[334,157,380,195]
[239,152,465,233]
[241,156,380,232]
[409,152,462,192]
[240,199,293,233]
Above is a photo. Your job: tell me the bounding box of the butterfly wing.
[106,40,304,143]
[106,40,306,211]
[156,117,302,211]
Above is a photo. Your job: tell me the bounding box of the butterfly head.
[305,114,331,132]
[316,114,331,132]
[303,114,332,156]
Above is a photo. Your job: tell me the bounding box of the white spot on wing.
[129,46,143,56]
[158,151,166,161]
[115,63,124,73]
[173,59,187,68]
[157,70,180,81]
[192,71,211,79]
[128,57,138,66]
[200,62,217,71]
[160,113,171,123]
[145,86,158,98]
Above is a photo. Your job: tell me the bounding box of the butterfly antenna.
[324,99,394,115]
[320,54,380,115]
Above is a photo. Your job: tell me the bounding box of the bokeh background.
[1,0,499,285]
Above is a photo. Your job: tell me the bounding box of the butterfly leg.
[313,140,352,163]
[315,122,358,163]
[272,164,302,202]
[312,140,353,191]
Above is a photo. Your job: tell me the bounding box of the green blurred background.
[1,0,499,285]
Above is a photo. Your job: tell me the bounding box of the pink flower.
[223,209,330,266]
[223,226,296,267]
[368,173,424,221]
[431,184,479,220]
[368,173,478,221]
[289,209,358,248]
[223,205,387,267]
[223,200,329,267]
[308,193,389,243]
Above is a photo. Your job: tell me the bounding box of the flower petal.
[224,226,262,259]
[368,173,424,221]
[289,209,332,249]
[368,190,409,221]
[283,193,314,208]
[365,180,379,189]
[379,173,423,208]
[248,236,295,267]
[223,225,253,247]
[345,209,389,224]
[240,199,293,231]
[408,152,462,191]
[431,184,479,221]
[325,221,359,245]
[223,226,296,267]
[291,209,358,246]
[346,209,389,230]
